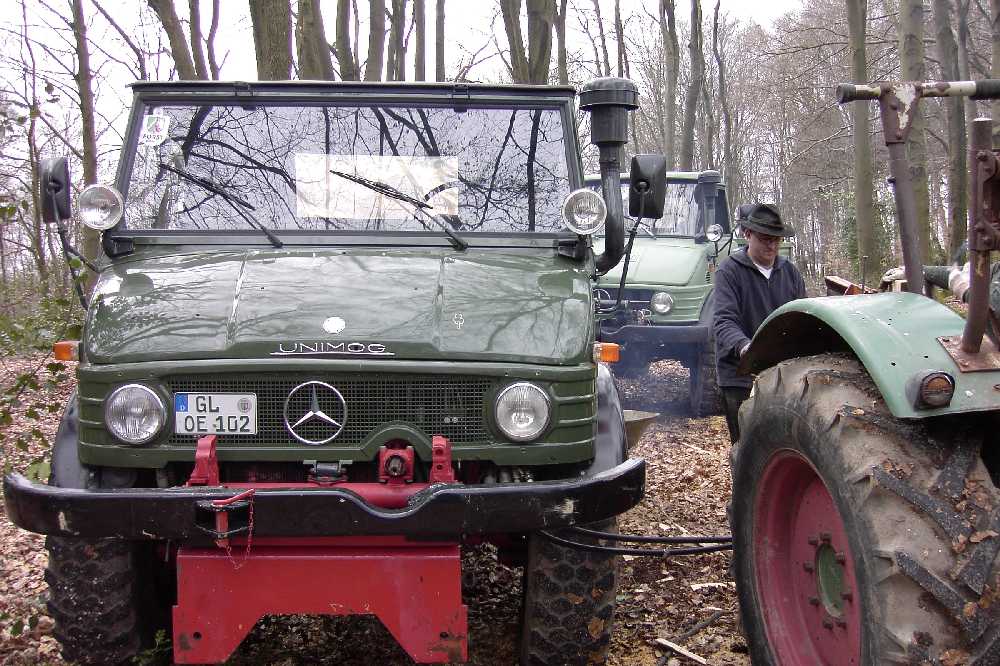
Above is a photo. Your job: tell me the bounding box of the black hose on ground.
[540,530,733,557]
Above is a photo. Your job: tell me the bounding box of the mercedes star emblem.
[283,381,347,445]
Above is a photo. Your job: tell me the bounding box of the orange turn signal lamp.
[53,340,80,361]
[593,342,620,363]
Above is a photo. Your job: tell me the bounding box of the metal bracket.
[938,335,1000,372]
[450,83,470,112]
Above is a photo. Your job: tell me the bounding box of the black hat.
[736,203,795,238]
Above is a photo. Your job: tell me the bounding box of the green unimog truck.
[590,170,732,415]
[3,78,657,665]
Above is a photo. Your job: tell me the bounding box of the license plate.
[174,393,257,435]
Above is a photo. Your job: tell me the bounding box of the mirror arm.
[598,183,648,316]
[48,187,91,310]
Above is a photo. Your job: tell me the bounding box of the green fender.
[741,292,1000,419]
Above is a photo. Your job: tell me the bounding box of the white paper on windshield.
[138,113,170,146]
[295,154,459,218]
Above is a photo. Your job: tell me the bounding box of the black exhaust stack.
[580,77,638,275]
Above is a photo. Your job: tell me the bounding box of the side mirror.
[628,154,666,219]
[40,157,71,223]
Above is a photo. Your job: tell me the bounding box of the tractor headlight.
[650,291,674,315]
[79,184,124,230]
[105,384,165,445]
[562,189,607,235]
[495,382,551,442]
[706,223,723,242]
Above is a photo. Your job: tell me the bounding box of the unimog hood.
[594,237,707,287]
[85,248,593,365]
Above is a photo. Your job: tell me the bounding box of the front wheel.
[688,340,722,417]
[732,353,1000,664]
[520,521,619,665]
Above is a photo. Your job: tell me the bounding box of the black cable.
[569,525,732,545]
[540,530,733,557]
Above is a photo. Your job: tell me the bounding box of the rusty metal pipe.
[962,118,993,353]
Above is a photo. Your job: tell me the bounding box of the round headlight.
[105,384,165,445]
[495,382,551,442]
[706,223,723,242]
[562,189,607,235]
[650,292,674,315]
[79,184,124,230]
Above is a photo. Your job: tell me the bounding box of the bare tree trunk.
[500,0,530,82]
[613,0,626,77]
[435,0,445,80]
[957,0,976,131]
[899,0,931,260]
[335,0,360,79]
[590,0,611,77]
[188,0,210,79]
[660,0,679,168]
[847,0,877,276]
[366,0,386,80]
[148,0,199,79]
[207,0,221,78]
[712,0,733,204]
[679,0,704,171]
[297,0,335,79]
[249,0,293,79]
[71,0,101,275]
[414,0,425,80]
[933,0,968,257]
[526,0,554,84]
[387,0,407,80]
[555,0,568,85]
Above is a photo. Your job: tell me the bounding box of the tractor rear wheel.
[732,353,1000,663]
[520,521,619,665]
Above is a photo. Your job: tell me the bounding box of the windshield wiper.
[329,168,467,251]
[159,162,283,248]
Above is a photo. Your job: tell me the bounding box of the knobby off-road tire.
[44,396,167,665]
[689,340,722,417]
[732,353,1000,664]
[520,520,619,665]
[45,537,143,665]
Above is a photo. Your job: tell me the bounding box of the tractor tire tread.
[733,353,1000,663]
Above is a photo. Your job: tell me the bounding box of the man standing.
[713,203,805,442]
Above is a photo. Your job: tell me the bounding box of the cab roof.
[130,80,579,102]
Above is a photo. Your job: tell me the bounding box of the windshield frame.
[109,82,585,249]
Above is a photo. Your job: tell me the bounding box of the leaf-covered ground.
[0,356,746,665]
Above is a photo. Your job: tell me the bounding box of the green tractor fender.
[741,291,1000,419]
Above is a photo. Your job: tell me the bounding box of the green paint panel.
[595,236,710,287]
[755,293,1000,418]
[86,247,593,366]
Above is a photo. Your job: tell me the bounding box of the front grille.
[166,374,493,447]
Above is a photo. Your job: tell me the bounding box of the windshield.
[123,103,573,234]
[589,181,701,237]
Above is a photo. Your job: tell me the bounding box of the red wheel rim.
[753,450,862,664]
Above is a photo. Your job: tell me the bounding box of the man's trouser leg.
[721,386,751,444]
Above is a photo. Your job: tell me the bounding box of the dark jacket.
[713,249,806,388]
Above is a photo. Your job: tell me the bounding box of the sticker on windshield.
[295,154,459,218]
[138,114,170,146]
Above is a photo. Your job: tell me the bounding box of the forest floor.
[0,355,747,665]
